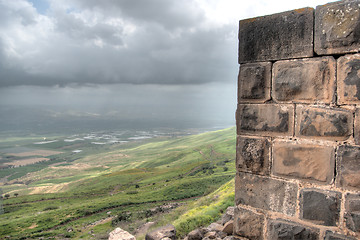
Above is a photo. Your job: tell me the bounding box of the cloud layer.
[0,0,238,87]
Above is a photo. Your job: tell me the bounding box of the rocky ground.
[108,206,236,240]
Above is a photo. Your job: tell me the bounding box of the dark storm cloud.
[69,0,205,30]
[0,0,237,87]
[53,8,124,46]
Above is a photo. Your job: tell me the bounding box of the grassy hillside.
[0,127,236,239]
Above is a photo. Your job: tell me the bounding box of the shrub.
[112,212,132,226]
[43,206,59,211]
[126,191,138,195]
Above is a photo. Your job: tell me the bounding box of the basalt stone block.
[337,145,360,190]
[300,189,341,226]
[346,212,360,233]
[345,193,360,232]
[267,219,319,240]
[234,206,264,240]
[272,57,336,103]
[338,54,360,105]
[235,172,297,216]
[354,110,360,147]
[324,231,356,240]
[356,109,360,145]
[238,62,271,103]
[315,1,360,55]
[273,140,335,184]
[239,8,314,63]
[236,104,294,137]
[236,136,270,175]
[295,105,353,141]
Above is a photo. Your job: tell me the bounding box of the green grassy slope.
[0,127,236,239]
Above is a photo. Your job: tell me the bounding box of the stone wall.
[235,1,360,239]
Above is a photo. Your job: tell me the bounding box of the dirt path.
[83,216,114,230]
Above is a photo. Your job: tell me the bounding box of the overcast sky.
[0,0,331,131]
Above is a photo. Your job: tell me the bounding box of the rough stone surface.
[295,105,353,140]
[238,62,271,103]
[207,223,223,232]
[272,140,335,183]
[338,54,360,105]
[237,104,294,137]
[345,193,360,232]
[109,228,136,240]
[355,108,360,145]
[300,189,341,226]
[324,231,356,240]
[315,1,360,55]
[221,220,233,235]
[234,206,264,240]
[236,136,270,175]
[238,8,314,63]
[235,172,297,216]
[221,207,234,225]
[223,237,237,240]
[267,220,319,240]
[337,145,360,190]
[187,229,203,240]
[145,224,176,240]
[235,3,360,239]
[204,231,217,239]
[272,57,336,103]
[187,229,204,240]
[346,212,360,233]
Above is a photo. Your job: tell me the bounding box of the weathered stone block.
[338,54,360,105]
[145,224,176,240]
[235,172,297,216]
[237,104,294,137]
[267,219,319,240]
[238,62,271,103]
[344,193,360,233]
[234,206,264,240]
[272,57,336,103]
[300,189,341,226]
[295,105,353,140]
[355,109,360,145]
[236,136,270,175]
[324,231,356,240]
[337,145,360,190]
[346,212,360,233]
[273,140,335,183]
[315,1,360,55]
[109,228,136,240]
[238,8,314,63]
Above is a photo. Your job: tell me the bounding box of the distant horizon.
[0,0,330,136]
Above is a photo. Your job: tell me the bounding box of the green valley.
[0,127,236,239]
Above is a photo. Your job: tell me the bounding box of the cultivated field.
[0,127,236,239]
[4,157,50,167]
[7,149,62,157]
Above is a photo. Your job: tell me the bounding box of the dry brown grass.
[5,158,50,167]
[9,150,62,157]
[50,163,108,170]
[28,223,38,229]
[29,182,71,194]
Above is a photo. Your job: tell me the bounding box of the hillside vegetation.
[0,127,236,239]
